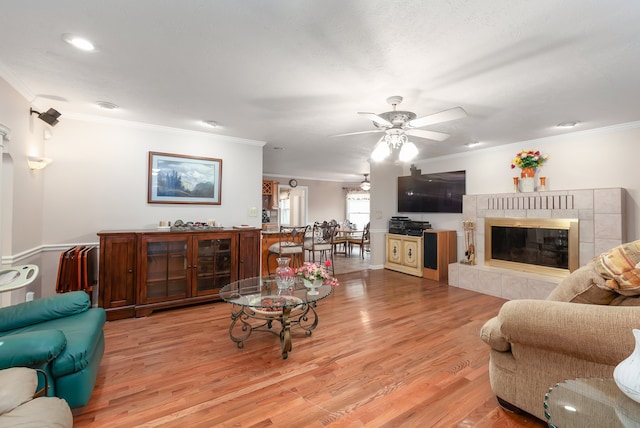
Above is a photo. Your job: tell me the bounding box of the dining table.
[334,228,362,256]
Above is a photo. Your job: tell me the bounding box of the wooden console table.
[383,230,457,280]
[98,228,260,320]
[384,233,423,277]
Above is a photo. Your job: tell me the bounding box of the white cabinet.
[384,233,423,277]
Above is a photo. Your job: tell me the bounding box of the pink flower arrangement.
[296,260,339,286]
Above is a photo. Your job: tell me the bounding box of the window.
[279,197,290,225]
[346,191,370,230]
[278,186,308,226]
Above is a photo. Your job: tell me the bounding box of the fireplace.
[484,217,579,277]
[450,188,624,300]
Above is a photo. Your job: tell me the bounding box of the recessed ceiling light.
[557,121,580,128]
[202,120,218,128]
[465,141,482,148]
[96,101,119,110]
[61,33,95,51]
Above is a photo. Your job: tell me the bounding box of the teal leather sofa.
[0,291,106,408]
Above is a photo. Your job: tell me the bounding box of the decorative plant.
[296,261,339,286]
[510,150,550,170]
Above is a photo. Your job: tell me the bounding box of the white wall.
[384,123,640,261]
[1,76,265,300]
[369,161,403,268]
[42,118,264,244]
[0,77,47,257]
[0,77,51,305]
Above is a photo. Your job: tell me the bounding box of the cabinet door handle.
[128,269,133,273]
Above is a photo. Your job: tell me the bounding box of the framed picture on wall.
[148,152,222,204]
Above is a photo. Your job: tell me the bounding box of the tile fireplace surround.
[448,188,626,300]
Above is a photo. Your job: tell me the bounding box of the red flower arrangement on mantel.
[510,150,550,170]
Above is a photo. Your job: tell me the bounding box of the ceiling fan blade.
[358,112,393,127]
[405,128,450,142]
[407,107,467,128]
[330,129,384,137]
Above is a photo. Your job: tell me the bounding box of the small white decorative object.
[520,177,535,192]
[303,279,322,295]
[614,329,640,403]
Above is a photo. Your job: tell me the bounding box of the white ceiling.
[1,1,640,181]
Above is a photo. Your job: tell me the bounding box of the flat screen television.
[397,170,466,213]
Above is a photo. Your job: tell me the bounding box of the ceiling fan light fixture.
[398,141,418,162]
[384,130,408,148]
[371,138,391,161]
[353,97,466,163]
[360,173,371,191]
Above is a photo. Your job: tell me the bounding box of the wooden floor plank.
[73,268,546,427]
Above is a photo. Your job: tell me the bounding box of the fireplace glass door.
[491,226,569,269]
[484,217,579,275]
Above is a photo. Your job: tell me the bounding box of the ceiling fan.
[334,96,467,142]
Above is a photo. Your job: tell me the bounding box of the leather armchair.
[0,291,105,408]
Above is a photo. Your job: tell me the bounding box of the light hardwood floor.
[73,268,546,427]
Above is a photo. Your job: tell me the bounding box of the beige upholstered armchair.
[480,241,640,421]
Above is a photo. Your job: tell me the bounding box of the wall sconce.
[30,108,61,127]
[27,156,53,170]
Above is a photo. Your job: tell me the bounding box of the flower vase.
[614,329,640,403]
[303,278,322,295]
[520,167,535,193]
[275,257,295,291]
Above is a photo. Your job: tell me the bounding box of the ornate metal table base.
[228,301,319,359]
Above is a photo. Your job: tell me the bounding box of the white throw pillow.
[0,367,37,415]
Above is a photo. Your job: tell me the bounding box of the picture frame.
[148,151,222,205]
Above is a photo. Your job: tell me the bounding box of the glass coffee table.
[544,378,640,427]
[219,277,333,359]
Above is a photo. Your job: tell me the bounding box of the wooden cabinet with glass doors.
[98,229,260,320]
[137,232,239,316]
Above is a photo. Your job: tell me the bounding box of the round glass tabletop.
[219,276,333,310]
[544,378,640,427]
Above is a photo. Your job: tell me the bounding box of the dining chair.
[348,222,370,259]
[332,220,350,257]
[303,222,337,275]
[267,225,309,275]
